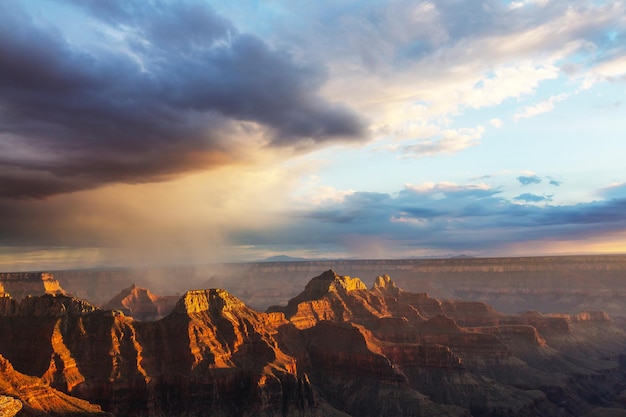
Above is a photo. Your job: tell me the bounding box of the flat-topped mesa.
[469,325,548,348]
[301,269,367,298]
[0,272,66,300]
[173,289,246,315]
[567,311,610,323]
[371,274,400,295]
[518,310,571,334]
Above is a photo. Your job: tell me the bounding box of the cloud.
[2,0,626,267]
[212,0,625,141]
[403,181,497,198]
[549,179,563,187]
[514,193,553,203]
[509,0,550,10]
[469,170,513,181]
[489,118,503,128]
[241,181,626,256]
[0,1,366,199]
[517,175,542,185]
[400,126,485,157]
[513,93,570,121]
[580,55,626,88]
[600,182,626,200]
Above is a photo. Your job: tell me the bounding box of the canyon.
[8,255,624,318]
[0,256,625,416]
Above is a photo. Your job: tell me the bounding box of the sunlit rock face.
[270,271,626,417]
[0,395,21,417]
[0,353,108,416]
[0,272,65,299]
[0,290,329,416]
[102,284,178,321]
[0,269,626,416]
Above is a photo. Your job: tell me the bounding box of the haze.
[1,0,625,271]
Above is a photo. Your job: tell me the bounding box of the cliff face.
[0,272,65,300]
[7,255,626,315]
[0,290,337,417]
[277,270,426,330]
[271,270,626,417]
[1,270,626,417]
[0,353,109,416]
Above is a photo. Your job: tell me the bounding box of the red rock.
[0,353,108,416]
[0,272,65,299]
[1,269,625,417]
[102,284,178,321]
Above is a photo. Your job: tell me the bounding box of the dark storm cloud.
[0,1,366,199]
[517,175,542,186]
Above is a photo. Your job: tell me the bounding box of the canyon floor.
[0,255,625,416]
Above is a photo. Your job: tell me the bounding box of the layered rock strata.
[0,272,65,299]
[102,284,179,321]
[0,270,625,416]
[0,353,108,416]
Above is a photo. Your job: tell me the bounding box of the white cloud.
[520,170,537,176]
[594,56,626,79]
[300,186,357,206]
[514,93,570,121]
[400,126,485,158]
[405,181,492,194]
[579,56,626,90]
[489,118,504,128]
[461,63,561,110]
[509,0,551,10]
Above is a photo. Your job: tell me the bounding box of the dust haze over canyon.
[1,255,626,416]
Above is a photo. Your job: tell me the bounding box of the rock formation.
[0,290,341,416]
[0,272,65,299]
[102,284,179,321]
[271,270,626,417]
[0,269,625,416]
[0,395,21,417]
[0,353,109,416]
[6,255,626,316]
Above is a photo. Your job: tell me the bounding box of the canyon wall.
[4,255,625,317]
[1,261,626,416]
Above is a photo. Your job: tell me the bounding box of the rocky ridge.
[102,284,178,321]
[6,255,626,316]
[0,270,625,416]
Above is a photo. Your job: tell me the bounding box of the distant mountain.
[260,255,312,262]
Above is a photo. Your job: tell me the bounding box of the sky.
[1,0,626,270]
